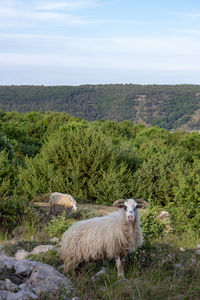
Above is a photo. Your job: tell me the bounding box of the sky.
[1,0,200,85]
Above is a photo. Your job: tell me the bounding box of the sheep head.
[113,198,149,224]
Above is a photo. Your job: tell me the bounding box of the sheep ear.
[136,204,145,209]
[116,204,125,209]
[113,199,125,207]
[135,198,150,207]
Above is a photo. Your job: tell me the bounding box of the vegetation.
[0,110,200,299]
[1,84,200,130]
[0,110,199,235]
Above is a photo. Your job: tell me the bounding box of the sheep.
[49,192,77,214]
[61,198,149,277]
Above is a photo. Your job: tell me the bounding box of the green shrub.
[169,158,200,232]
[0,196,27,232]
[141,208,166,239]
[17,126,135,203]
[133,149,183,206]
[0,150,17,196]
[45,213,75,238]
[0,133,14,159]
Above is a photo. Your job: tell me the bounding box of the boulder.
[0,255,72,300]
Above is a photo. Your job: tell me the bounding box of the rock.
[179,248,185,252]
[157,211,170,223]
[95,266,106,276]
[0,255,72,300]
[92,267,107,281]
[197,244,200,249]
[15,249,29,260]
[50,237,59,243]
[0,289,37,300]
[156,211,174,233]
[30,245,55,255]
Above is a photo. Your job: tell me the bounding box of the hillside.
[1,84,200,130]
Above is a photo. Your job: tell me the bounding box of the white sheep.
[49,192,77,214]
[61,198,149,277]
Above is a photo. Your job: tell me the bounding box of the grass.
[71,240,200,300]
[160,231,200,249]
[1,205,200,300]
[17,236,199,300]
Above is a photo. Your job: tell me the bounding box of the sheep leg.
[116,256,125,278]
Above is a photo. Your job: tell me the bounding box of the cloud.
[1,34,200,72]
[0,0,96,27]
[34,1,99,11]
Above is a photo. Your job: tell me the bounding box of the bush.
[0,133,14,160]
[17,125,135,204]
[141,208,166,239]
[169,158,200,232]
[0,150,17,196]
[0,196,27,232]
[45,213,75,238]
[133,149,184,206]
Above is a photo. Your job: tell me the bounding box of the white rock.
[157,211,172,232]
[92,267,106,281]
[50,237,59,243]
[157,211,170,220]
[179,248,185,252]
[95,267,106,276]
[30,245,55,255]
[197,244,200,249]
[15,249,29,260]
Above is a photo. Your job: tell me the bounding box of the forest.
[1,84,200,131]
